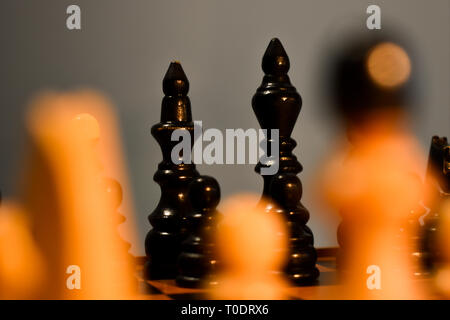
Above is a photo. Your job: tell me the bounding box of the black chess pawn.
[176,176,221,288]
[145,62,199,279]
[252,38,319,285]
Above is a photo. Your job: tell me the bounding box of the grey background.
[0,0,449,255]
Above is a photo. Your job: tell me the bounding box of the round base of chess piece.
[144,229,181,280]
[285,268,320,286]
[144,259,177,281]
[176,250,219,288]
[285,227,320,285]
[176,250,216,288]
[176,272,218,289]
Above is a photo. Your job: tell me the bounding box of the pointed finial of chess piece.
[163,61,189,96]
[262,38,290,75]
[177,175,221,288]
[161,61,192,122]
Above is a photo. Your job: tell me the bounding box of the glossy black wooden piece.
[176,175,221,288]
[144,62,199,279]
[422,136,450,271]
[252,38,319,285]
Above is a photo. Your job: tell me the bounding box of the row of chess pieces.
[143,38,320,289]
[0,37,449,299]
[141,36,450,299]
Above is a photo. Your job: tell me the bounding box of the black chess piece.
[252,38,319,285]
[176,175,221,288]
[406,194,429,278]
[145,62,199,279]
[422,136,450,272]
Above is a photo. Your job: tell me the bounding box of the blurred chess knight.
[0,90,138,299]
[316,31,435,299]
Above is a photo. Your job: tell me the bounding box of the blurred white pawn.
[209,194,289,300]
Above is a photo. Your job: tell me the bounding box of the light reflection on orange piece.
[209,194,289,300]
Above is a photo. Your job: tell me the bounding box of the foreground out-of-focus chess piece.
[176,175,221,288]
[318,35,432,298]
[0,202,45,299]
[321,123,429,299]
[323,34,432,280]
[422,136,450,272]
[252,38,318,284]
[210,194,289,300]
[20,91,137,299]
[145,62,199,280]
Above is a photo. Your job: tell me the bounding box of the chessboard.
[136,248,339,300]
[135,247,444,300]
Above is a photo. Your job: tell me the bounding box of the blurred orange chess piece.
[209,194,289,300]
[318,36,434,299]
[17,90,137,299]
[320,112,431,299]
[0,203,45,299]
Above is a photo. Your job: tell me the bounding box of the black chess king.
[252,38,319,284]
